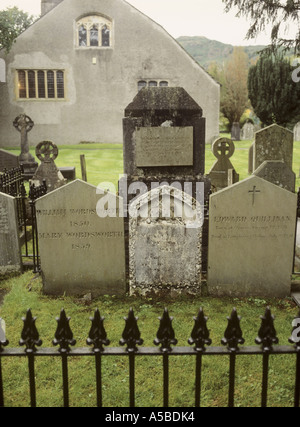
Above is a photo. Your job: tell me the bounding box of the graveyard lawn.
[2,138,300,191]
[0,271,299,408]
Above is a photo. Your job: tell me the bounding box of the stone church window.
[17,70,65,100]
[76,15,112,48]
[138,80,169,91]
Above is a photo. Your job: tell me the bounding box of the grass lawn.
[0,135,300,407]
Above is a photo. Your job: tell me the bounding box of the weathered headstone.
[241,122,254,141]
[0,192,23,275]
[31,141,66,192]
[294,122,300,141]
[13,114,38,179]
[252,124,294,171]
[129,185,203,296]
[35,179,126,296]
[207,176,297,297]
[231,122,241,141]
[208,138,239,192]
[0,149,19,172]
[253,160,296,192]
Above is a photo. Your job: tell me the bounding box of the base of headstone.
[20,161,38,180]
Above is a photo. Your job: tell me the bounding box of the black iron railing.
[0,306,299,408]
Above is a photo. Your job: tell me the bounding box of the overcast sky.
[0,0,296,46]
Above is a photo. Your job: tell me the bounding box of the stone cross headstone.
[13,114,38,179]
[0,192,23,276]
[35,179,126,296]
[31,141,66,192]
[294,122,300,142]
[129,185,203,296]
[207,175,297,297]
[252,124,294,172]
[231,122,241,141]
[253,160,296,192]
[0,149,19,172]
[241,122,254,141]
[208,138,239,192]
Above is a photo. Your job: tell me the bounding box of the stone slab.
[0,149,19,172]
[135,127,194,167]
[35,179,126,296]
[0,192,23,275]
[207,176,297,297]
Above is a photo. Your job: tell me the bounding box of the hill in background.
[177,36,266,69]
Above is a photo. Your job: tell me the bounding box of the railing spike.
[154,308,178,353]
[53,309,76,353]
[119,308,143,353]
[221,308,245,352]
[87,309,110,352]
[19,309,42,353]
[188,308,212,352]
[255,307,279,352]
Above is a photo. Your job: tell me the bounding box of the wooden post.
[80,154,87,182]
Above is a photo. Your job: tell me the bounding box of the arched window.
[76,15,112,47]
[159,81,169,87]
[138,80,147,91]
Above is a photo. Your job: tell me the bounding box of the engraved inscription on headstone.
[0,192,23,275]
[135,127,194,167]
[35,180,126,296]
[207,176,297,298]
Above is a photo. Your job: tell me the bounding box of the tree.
[222,0,300,54]
[208,47,250,128]
[248,51,300,126]
[0,7,35,54]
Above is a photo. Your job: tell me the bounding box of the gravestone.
[208,138,239,192]
[231,122,241,141]
[241,122,254,140]
[294,122,300,142]
[207,175,297,297]
[252,124,294,171]
[13,114,38,179]
[31,141,66,192]
[253,160,296,192]
[35,179,126,296]
[0,149,19,172]
[129,185,203,296]
[0,192,23,275]
[121,87,211,202]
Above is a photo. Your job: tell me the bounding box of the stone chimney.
[41,0,64,16]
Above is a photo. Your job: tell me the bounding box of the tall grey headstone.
[207,176,297,297]
[241,122,254,141]
[0,192,23,275]
[35,180,126,296]
[253,124,294,171]
[129,185,203,296]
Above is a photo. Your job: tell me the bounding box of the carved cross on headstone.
[249,185,261,206]
[13,114,35,163]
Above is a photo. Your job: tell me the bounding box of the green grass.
[1,136,300,407]
[0,272,298,407]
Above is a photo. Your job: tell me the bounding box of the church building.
[0,0,220,146]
